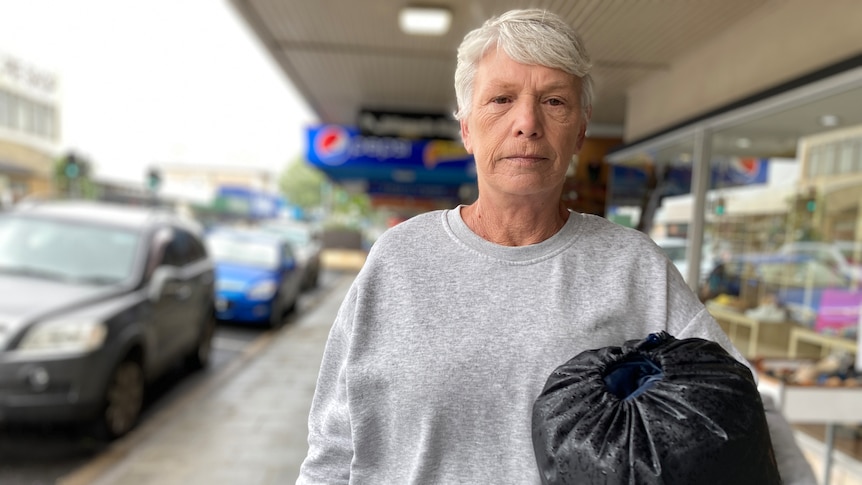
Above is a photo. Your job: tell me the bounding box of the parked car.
[778,241,862,283]
[0,200,216,439]
[205,227,303,327]
[701,251,860,330]
[259,220,322,290]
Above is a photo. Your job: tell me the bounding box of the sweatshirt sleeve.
[296,289,357,485]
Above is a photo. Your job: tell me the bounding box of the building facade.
[0,52,59,206]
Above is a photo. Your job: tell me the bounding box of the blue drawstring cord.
[603,332,668,401]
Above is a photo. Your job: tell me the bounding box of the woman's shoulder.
[374,210,445,243]
[363,210,448,262]
[572,212,655,246]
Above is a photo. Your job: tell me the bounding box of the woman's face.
[461,49,589,200]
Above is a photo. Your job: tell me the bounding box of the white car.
[259,220,323,290]
[778,241,862,283]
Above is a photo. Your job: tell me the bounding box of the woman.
[298,9,814,485]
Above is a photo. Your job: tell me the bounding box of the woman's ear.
[460,119,474,154]
[575,106,592,152]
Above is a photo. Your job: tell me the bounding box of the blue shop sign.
[366,180,463,199]
[610,157,770,205]
[305,125,476,185]
[215,186,286,219]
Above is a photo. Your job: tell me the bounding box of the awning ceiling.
[231,0,778,136]
[230,0,862,165]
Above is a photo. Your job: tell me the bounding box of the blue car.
[205,228,303,328]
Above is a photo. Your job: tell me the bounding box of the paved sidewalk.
[60,272,356,485]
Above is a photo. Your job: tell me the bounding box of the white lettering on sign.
[349,136,413,160]
[358,112,460,140]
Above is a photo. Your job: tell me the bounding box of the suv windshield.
[0,216,141,284]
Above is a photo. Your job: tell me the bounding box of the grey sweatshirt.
[298,207,815,484]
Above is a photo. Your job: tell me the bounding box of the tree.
[278,158,373,225]
[278,157,326,209]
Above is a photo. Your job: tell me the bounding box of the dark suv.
[0,200,216,439]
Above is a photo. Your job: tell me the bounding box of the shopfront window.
[0,87,57,140]
[692,122,862,363]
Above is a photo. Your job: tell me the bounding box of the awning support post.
[687,128,712,291]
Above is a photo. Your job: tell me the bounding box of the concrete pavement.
[59,270,357,485]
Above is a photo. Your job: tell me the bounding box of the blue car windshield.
[207,235,280,269]
[0,216,140,284]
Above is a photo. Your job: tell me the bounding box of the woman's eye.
[491,96,510,104]
[546,98,564,107]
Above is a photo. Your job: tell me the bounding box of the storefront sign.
[306,125,476,186]
[815,289,862,335]
[214,186,286,219]
[0,52,57,100]
[609,158,770,206]
[357,109,460,140]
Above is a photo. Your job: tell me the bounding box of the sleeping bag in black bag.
[531,331,781,485]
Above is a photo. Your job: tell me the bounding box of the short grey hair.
[453,9,593,121]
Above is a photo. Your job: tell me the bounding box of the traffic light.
[147,169,162,191]
[713,197,725,216]
[64,153,80,179]
[800,188,817,213]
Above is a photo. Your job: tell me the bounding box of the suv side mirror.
[149,265,179,302]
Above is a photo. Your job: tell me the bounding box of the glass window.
[821,143,836,176]
[163,228,203,267]
[283,242,296,263]
[19,98,33,134]
[205,233,280,269]
[0,90,8,127]
[0,216,141,284]
[184,229,207,262]
[808,145,822,178]
[838,139,855,174]
[6,94,18,130]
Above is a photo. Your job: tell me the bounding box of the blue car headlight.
[247,280,277,300]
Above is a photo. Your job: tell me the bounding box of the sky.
[0,0,318,185]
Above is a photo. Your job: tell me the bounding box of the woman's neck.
[461,199,570,246]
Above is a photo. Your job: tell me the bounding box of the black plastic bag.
[532,332,780,485]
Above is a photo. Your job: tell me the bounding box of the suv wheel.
[187,310,216,370]
[94,357,145,440]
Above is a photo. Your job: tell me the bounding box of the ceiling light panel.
[399,6,452,36]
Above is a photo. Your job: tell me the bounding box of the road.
[0,270,342,485]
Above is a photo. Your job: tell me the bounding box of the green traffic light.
[147,169,161,190]
[65,163,80,179]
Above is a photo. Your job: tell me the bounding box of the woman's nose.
[511,99,542,138]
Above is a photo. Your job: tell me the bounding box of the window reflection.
[693,124,862,361]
